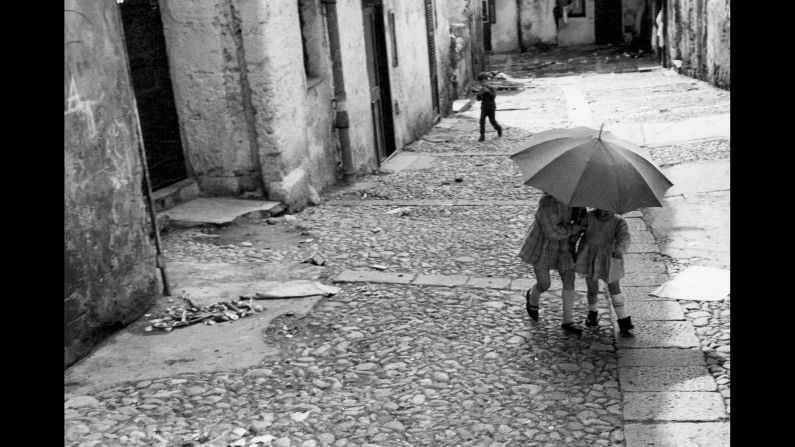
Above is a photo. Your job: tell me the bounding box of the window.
[389,11,398,67]
[297,0,325,86]
[560,0,586,18]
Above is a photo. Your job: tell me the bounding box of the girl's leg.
[607,281,627,318]
[560,270,581,333]
[585,277,600,327]
[526,267,551,320]
[609,280,635,335]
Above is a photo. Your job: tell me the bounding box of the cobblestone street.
[65,47,730,447]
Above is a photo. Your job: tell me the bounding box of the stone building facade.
[64,0,485,367]
[664,0,729,89]
[65,0,159,367]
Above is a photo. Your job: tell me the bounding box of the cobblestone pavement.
[65,48,729,446]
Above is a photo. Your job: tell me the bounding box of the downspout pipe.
[516,0,525,53]
[322,0,356,185]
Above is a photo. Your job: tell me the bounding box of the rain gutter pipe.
[322,0,356,184]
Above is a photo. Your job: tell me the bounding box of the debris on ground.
[370,264,388,271]
[473,71,524,91]
[243,280,341,300]
[302,252,326,266]
[144,297,262,332]
[385,207,412,216]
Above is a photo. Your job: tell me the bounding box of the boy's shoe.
[497,129,503,137]
[478,135,485,141]
[585,310,599,327]
[617,316,635,336]
[525,289,539,321]
[561,322,583,335]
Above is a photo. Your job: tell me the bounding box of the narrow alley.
[65,45,730,447]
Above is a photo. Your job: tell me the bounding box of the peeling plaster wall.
[159,0,262,196]
[492,0,519,53]
[383,0,436,149]
[244,0,337,210]
[519,0,557,47]
[557,0,595,46]
[64,0,158,368]
[667,0,729,89]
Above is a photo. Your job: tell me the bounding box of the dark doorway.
[594,0,623,45]
[362,1,396,164]
[119,0,186,191]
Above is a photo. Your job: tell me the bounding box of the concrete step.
[152,178,200,212]
[624,422,729,447]
[159,197,285,226]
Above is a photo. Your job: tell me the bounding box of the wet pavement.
[65,46,730,447]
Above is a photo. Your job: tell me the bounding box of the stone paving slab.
[413,274,469,287]
[161,198,283,225]
[615,321,701,348]
[623,392,726,421]
[380,152,436,172]
[623,286,668,301]
[619,366,717,392]
[614,300,685,321]
[624,422,730,447]
[466,276,511,289]
[618,348,706,367]
[333,270,416,284]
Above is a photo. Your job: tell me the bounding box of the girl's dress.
[519,195,577,272]
[575,212,631,284]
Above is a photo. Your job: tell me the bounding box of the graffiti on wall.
[65,76,102,139]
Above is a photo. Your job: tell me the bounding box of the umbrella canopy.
[510,126,673,214]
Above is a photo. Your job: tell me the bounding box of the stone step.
[623,391,726,421]
[614,321,701,348]
[624,422,729,447]
[618,348,706,367]
[619,366,717,392]
[152,178,199,212]
[611,300,685,321]
[159,198,284,226]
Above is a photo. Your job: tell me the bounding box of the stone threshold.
[152,178,200,212]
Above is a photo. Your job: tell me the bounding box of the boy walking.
[476,73,502,141]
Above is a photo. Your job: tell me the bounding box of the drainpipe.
[515,0,525,53]
[321,0,355,185]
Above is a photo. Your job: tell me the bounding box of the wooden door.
[362,1,396,163]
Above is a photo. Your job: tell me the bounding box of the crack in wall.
[228,0,264,194]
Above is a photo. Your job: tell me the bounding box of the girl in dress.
[519,193,585,334]
[575,208,635,336]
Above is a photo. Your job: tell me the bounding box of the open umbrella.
[510,126,673,214]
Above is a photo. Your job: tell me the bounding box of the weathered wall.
[383,0,437,149]
[65,0,158,368]
[557,0,595,46]
[492,0,519,53]
[433,0,483,114]
[667,0,729,89]
[242,0,338,210]
[519,0,557,46]
[159,0,263,196]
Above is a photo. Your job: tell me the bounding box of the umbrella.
[510,126,673,214]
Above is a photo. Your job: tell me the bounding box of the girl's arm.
[537,208,579,240]
[613,218,631,256]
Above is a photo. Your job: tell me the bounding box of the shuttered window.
[424,0,439,112]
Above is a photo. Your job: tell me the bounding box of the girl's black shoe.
[586,311,599,327]
[525,289,539,321]
[561,322,583,335]
[617,316,635,336]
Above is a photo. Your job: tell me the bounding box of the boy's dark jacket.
[476,85,496,111]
